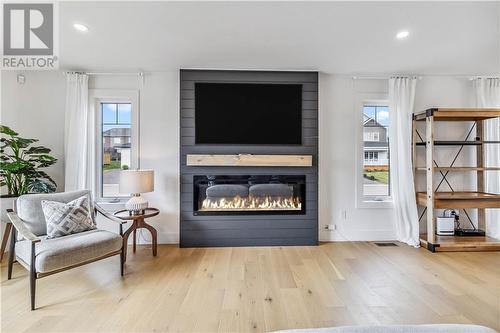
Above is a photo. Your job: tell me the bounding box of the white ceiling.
[59,1,500,74]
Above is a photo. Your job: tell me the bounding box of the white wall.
[319,76,396,241]
[319,74,476,241]
[1,71,67,245]
[0,71,180,244]
[134,72,180,244]
[1,71,66,191]
[1,71,482,244]
[89,73,180,244]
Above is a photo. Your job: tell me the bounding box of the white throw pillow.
[41,196,96,239]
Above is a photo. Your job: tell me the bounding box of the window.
[362,105,390,200]
[101,103,132,198]
[363,132,380,142]
[364,151,379,162]
[90,89,139,203]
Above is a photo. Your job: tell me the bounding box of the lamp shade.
[119,169,154,194]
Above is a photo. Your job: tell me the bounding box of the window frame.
[90,89,140,204]
[355,94,393,209]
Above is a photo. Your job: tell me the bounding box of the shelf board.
[420,234,500,252]
[414,108,500,121]
[186,154,313,167]
[416,167,500,172]
[416,141,500,146]
[416,191,500,209]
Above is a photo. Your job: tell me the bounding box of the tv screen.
[195,83,302,145]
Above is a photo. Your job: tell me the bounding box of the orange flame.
[201,195,302,211]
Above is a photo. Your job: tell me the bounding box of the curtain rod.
[351,75,422,80]
[87,72,144,77]
[64,71,144,77]
[351,74,500,80]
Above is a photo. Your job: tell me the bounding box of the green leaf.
[29,179,56,193]
[0,125,18,137]
[35,170,56,184]
[35,154,56,161]
[1,138,15,147]
[25,146,51,154]
[15,137,38,148]
[29,156,57,168]
[0,125,57,194]
[0,161,31,172]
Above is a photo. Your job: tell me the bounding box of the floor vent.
[374,242,398,247]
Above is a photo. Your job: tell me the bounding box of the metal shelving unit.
[412,108,500,252]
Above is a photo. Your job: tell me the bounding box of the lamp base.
[125,194,149,213]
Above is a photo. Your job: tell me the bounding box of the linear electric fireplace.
[180,69,318,247]
[193,175,306,216]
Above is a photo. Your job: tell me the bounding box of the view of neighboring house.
[101,102,133,198]
[362,106,390,197]
[102,127,131,198]
[103,127,131,169]
[363,114,389,169]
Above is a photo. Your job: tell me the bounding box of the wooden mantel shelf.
[186,154,313,167]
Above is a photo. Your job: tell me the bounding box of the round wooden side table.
[114,208,159,261]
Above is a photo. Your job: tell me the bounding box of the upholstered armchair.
[6,190,126,310]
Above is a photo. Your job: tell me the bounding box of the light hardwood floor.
[1,243,499,332]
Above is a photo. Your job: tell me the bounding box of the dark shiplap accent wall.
[180,70,319,247]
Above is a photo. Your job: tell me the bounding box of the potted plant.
[0,125,58,217]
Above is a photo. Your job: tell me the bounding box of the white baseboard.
[320,229,396,242]
[137,230,395,245]
[131,231,179,245]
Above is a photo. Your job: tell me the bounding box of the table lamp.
[119,169,154,213]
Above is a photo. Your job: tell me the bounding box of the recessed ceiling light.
[396,30,409,39]
[73,23,89,32]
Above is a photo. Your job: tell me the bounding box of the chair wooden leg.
[7,227,16,280]
[30,269,36,310]
[120,250,124,276]
[119,223,124,276]
[30,242,36,310]
[133,229,136,253]
[1,222,13,262]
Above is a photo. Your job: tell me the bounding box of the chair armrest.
[94,203,127,224]
[6,209,41,243]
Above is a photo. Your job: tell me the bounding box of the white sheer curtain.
[474,78,500,239]
[389,77,419,246]
[64,73,95,192]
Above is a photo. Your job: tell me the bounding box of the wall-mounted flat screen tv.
[195,83,302,145]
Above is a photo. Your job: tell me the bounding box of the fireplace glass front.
[193,175,306,215]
